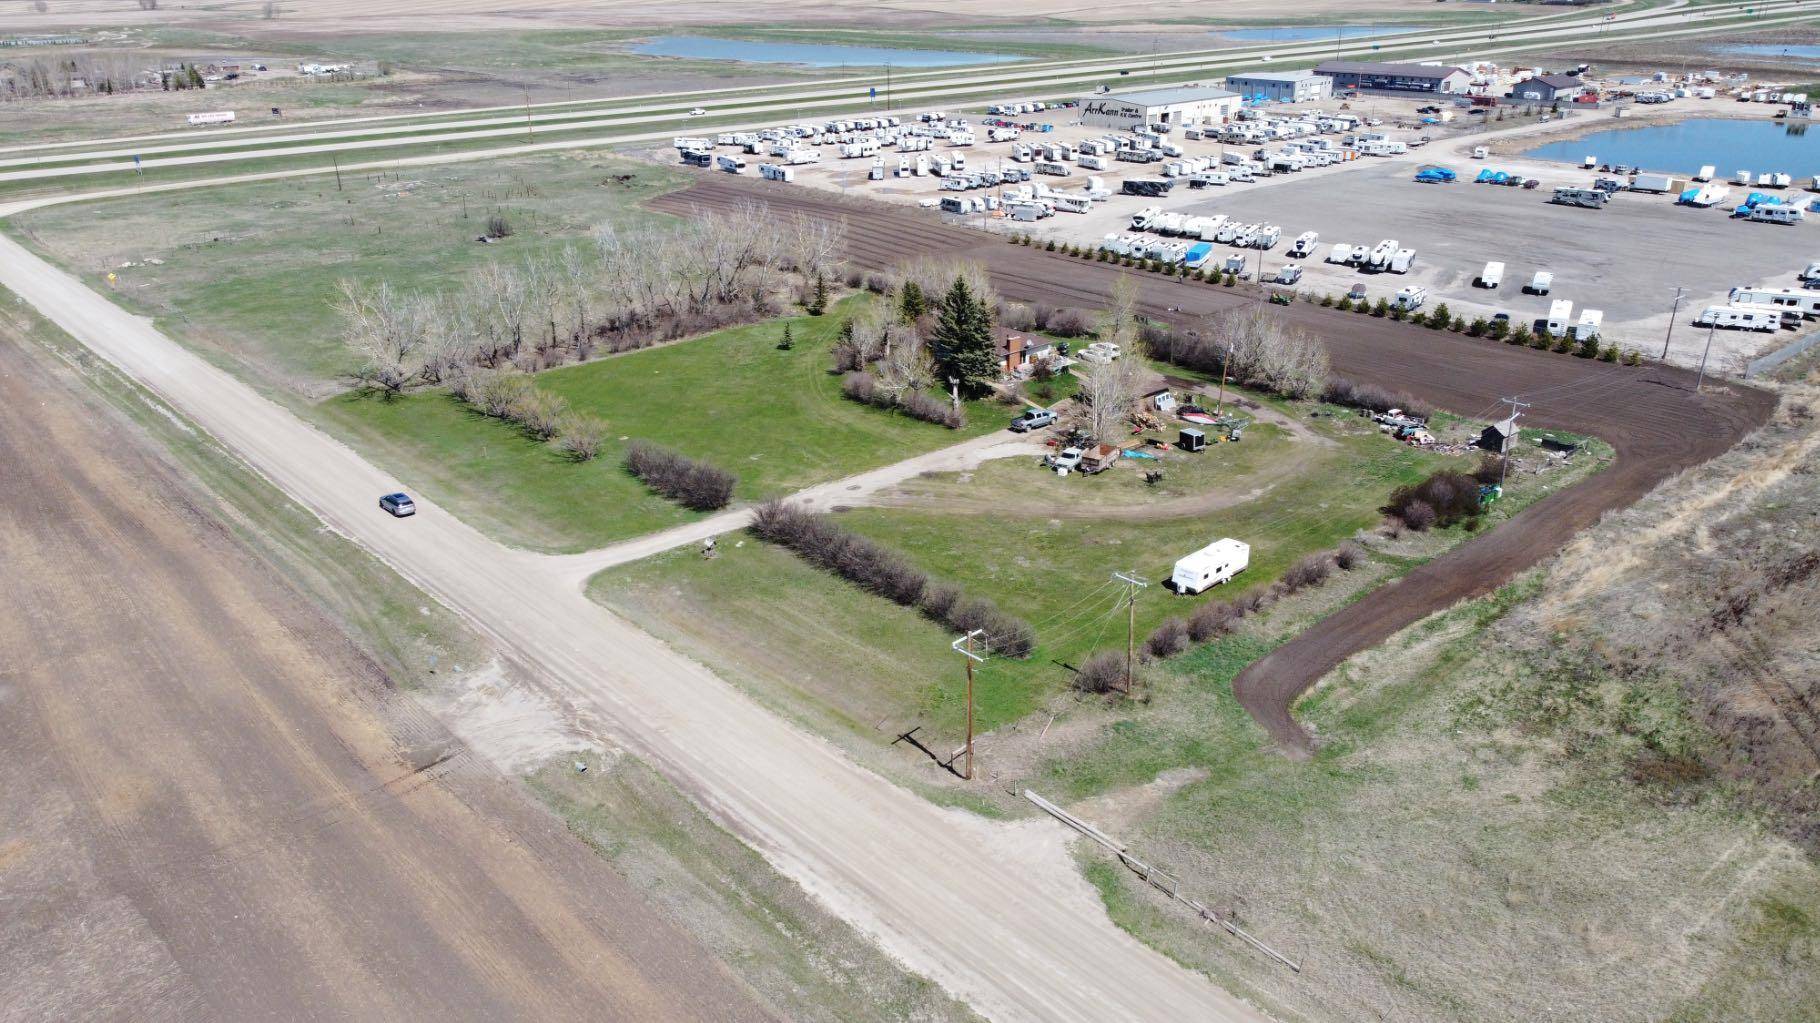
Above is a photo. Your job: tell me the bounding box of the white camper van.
[1171,539,1251,595]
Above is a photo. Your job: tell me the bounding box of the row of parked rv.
[1325,238,1419,276]
[1695,283,1820,332]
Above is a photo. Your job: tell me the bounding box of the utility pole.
[1660,285,1686,360]
[1695,322,1717,392]
[1215,340,1233,415]
[1497,396,1529,486]
[1113,571,1149,695]
[950,630,987,780]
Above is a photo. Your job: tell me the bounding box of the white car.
[1045,447,1085,472]
[688,107,707,117]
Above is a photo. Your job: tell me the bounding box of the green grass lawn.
[317,297,1013,551]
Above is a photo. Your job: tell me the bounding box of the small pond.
[1523,117,1819,176]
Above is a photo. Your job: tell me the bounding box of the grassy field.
[318,296,1015,551]
[591,387,1606,756]
[7,151,686,394]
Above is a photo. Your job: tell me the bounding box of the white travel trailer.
[1748,205,1805,224]
[1545,299,1574,336]
[1367,239,1399,270]
[1171,539,1251,595]
[1326,243,1358,265]
[1388,248,1416,274]
[759,163,795,182]
[1394,285,1428,311]
[1729,287,1820,317]
[1288,231,1319,258]
[1695,305,1782,331]
[1477,261,1504,288]
[1695,164,1716,181]
[714,155,746,173]
[1570,309,1604,342]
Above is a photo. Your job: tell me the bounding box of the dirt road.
[0,221,1259,1020]
[661,178,1779,754]
[0,341,766,1021]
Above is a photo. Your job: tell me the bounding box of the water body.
[1713,43,1820,63]
[1213,24,1401,43]
[628,35,1026,68]
[1523,118,1818,176]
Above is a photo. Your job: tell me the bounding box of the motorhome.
[1053,194,1092,214]
[1729,287,1820,317]
[1477,261,1504,288]
[680,149,713,167]
[1035,161,1071,176]
[1570,310,1604,342]
[1394,286,1428,312]
[1171,539,1251,595]
[714,155,746,173]
[1545,299,1574,336]
[1551,187,1608,209]
[1121,178,1174,197]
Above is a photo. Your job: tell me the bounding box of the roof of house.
[1523,74,1584,89]
[1097,85,1239,107]
[1485,417,1519,437]
[1226,69,1321,83]
[994,330,1055,356]
[1313,60,1470,79]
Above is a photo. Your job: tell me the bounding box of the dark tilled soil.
[656,177,1778,754]
[0,337,769,1022]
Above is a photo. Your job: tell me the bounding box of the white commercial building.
[1079,85,1242,131]
[1224,69,1334,104]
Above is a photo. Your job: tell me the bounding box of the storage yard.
[665,63,1820,368]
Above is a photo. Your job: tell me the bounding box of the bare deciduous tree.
[335,279,436,394]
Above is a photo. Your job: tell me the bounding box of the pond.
[1713,43,1820,63]
[628,35,1027,68]
[1523,118,1820,176]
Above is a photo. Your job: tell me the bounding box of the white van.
[1171,539,1251,594]
[1478,261,1504,289]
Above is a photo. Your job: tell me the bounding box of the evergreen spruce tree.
[930,277,997,396]
[778,323,795,350]
[807,271,828,316]
[898,280,927,322]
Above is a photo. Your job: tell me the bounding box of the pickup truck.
[1009,408,1057,432]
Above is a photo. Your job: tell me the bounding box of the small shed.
[1142,389,1179,414]
[1080,443,1123,474]
[1478,416,1519,454]
[1178,427,1207,452]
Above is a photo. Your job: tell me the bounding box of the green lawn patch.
[318,297,1010,551]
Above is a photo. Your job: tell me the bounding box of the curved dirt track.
[660,177,1779,755]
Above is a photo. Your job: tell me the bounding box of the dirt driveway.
[0,339,765,1022]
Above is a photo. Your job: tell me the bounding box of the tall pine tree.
[931,277,997,396]
[898,280,927,323]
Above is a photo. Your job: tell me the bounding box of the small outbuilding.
[1478,416,1519,454]
[1178,427,1206,452]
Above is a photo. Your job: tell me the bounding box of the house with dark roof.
[1312,60,1473,95]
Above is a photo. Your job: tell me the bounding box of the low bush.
[1472,453,1506,485]
[1384,469,1481,530]
[1145,617,1189,658]
[750,502,1033,657]
[624,441,736,510]
[1278,553,1333,595]
[841,372,964,428]
[1071,651,1128,695]
[1335,543,1366,570]
[1187,599,1244,642]
[554,413,606,461]
[1322,377,1433,419]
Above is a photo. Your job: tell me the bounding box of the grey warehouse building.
[1079,85,1242,130]
[1224,69,1334,104]
[1311,60,1473,95]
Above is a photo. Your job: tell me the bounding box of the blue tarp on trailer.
[1184,242,1214,268]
